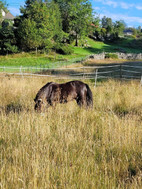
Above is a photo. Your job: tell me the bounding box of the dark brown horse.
[34,80,93,112]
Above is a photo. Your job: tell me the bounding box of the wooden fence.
[0,63,142,86]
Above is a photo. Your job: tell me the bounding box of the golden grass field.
[0,75,142,189]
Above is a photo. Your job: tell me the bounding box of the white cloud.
[94,0,142,10]
[94,0,118,8]
[104,0,118,8]
[119,2,133,9]
[94,6,101,10]
[99,12,142,26]
[136,6,142,10]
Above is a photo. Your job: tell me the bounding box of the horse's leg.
[76,94,86,107]
[76,97,81,106]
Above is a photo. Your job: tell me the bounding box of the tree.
[101,16,113,40]
[16,0,63,51]
[53,0,71,33]
[69,0,93,46]
[90,16,101,40]
[137,26,141,33]
[0,20,18,54]
[113,20,126,39]
[17,18,40,51]
[45,1,63,44]
[54,0,93,46]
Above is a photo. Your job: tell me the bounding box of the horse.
[34,80,93,112]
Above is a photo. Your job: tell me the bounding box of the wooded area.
[0,0,142,55]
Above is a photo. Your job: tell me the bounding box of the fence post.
[120,64,122,79]
[83,67,85,79]
[20,66,23,78]
[94,69,98,87]
[140,75,142,86]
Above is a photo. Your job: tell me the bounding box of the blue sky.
[91,0,142,27]
[6,0,142,28]
[6,0,25,15]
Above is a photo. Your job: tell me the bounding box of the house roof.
[3,12,15,20]
[123,29,133,33]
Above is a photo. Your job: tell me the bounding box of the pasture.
[0,76,142,188]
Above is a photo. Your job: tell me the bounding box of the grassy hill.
[0,37,142,68]
[72,37,142,56]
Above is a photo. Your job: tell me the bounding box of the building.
[2,9,15,21]
[123,29,133,36]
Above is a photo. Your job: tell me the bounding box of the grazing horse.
[34,80,93,112]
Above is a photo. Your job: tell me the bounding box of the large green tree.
[69,0,93,46]
[53,0,70,33]
[17,0,62,51]
[54,0,93,46]
[17,18,40,51]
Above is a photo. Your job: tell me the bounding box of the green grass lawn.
[0,52,86,68]
[71,37,142,56]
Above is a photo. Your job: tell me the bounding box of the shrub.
[105,53,118,59]
[5,102,23,114]
[5,44,19,54]
[45,40,53,54]
[55,44,74,55]
[60,45,74,55]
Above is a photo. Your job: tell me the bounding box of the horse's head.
[34,98,43,112]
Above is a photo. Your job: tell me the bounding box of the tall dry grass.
[0,76,142,189]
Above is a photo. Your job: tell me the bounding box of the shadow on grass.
[83,38,142,54]
[5,102,23,114]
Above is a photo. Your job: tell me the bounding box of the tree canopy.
[54,0,93,46]
[0,0,142,55]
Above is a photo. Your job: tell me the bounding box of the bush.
[6,44,19,54]
[60,45,74,55]
[105,53,118,59]
[45,41,53,54]
[55,44,74,55]
[126,35,136,39]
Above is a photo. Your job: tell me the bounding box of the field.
[0,76,142,188]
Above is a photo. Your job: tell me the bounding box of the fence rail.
[0,63,142,86]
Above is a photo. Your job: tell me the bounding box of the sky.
[6,0,24,15]
[5,0,142,28]
[91,0,142,28]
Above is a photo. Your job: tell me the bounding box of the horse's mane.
[34,82,55,102]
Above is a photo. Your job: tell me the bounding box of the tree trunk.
[75,34,78,46]
[36,47,38,55]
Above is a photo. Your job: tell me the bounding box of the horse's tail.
[86,84,93,107]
